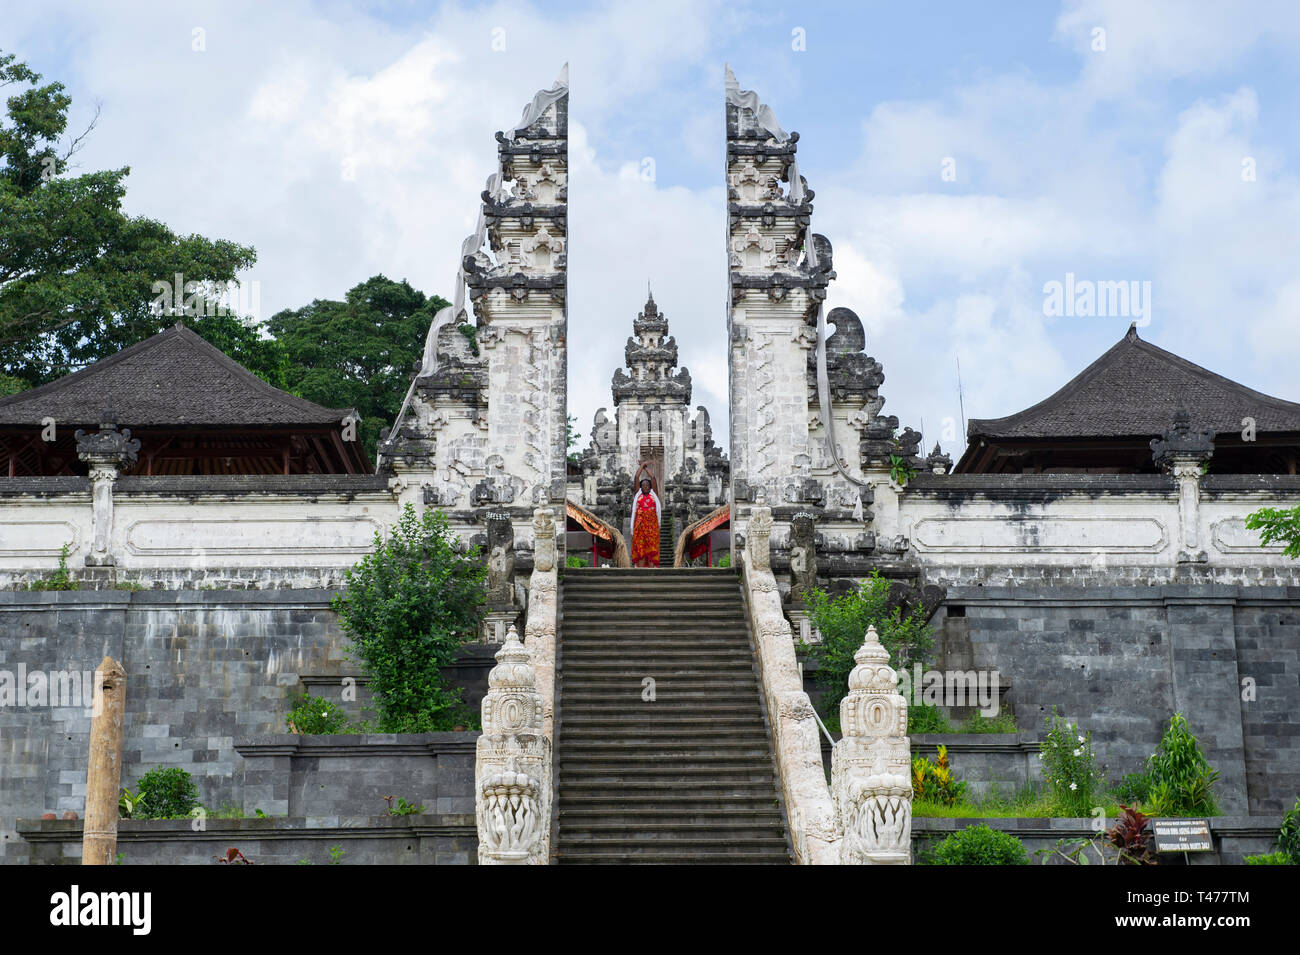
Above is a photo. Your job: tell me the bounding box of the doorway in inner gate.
[637,437,665,494]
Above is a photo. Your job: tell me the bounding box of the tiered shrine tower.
[581,292,728,540]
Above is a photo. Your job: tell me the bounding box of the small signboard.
[1151,818,1213,853]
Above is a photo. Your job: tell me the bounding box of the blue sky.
[6,0,1300,455]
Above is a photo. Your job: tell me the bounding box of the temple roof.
[966,325,1300,442]
[0,323,354,428]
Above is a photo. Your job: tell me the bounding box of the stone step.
[557,700,761,712]
[564,686,764,696]
[558,824,788,841]
[554,570,789,865]
[559,647,752,657]
[556,786,779,801]
[560,725,769,739]
[561,650,754,661]
[560,667,757,679]
[559,766,776,781]
[560,741,772,754]
[559,794,781,808]
[560,717,765,728]
[561,611,746,623]
[554,838,789,859]
[558,632,752,642]
[558,816,785,830]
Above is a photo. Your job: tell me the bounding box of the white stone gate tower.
[725,67,922,576]
[383,68,569,597]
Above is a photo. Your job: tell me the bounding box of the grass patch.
[913,782,1126,819]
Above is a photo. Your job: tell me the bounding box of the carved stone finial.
[75,419,140,472]
[1150,402,1214,472]
[745,505,773,573]
[484,515,516,609]
[925,443,952,475]
[476,624,549,864]
[789,512,817,604]
[832,623,913,864]
[532,507,557,572]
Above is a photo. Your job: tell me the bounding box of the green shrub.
[332,503,483,733]
[958,710,1019,734]
[908,703,950,734]
[1110,772,1152,805]
[1244,851,1292,865]
[1039,708,1103,816]
[129,767,200,820]
[28,543,78,591]
[911,745,967,806]
[1276,796,1300,863]
[1145,714,1220,816]
[803,570,934,729]
[930,824,1029,865]
[286,693,356,734]
[715,552,731,568]
[384,795,425,816]
[565,554,589,568]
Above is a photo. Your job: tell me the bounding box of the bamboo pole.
[82,656,126,865]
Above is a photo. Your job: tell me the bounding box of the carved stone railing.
[831,624,913,864]
[475,623,550,864]
[739,504,839,863]
[524,506,559,741]
[472,505,560,864]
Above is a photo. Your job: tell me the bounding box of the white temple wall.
[896,484,1299,585]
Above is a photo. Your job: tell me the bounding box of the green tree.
[269,275,449,458]
[0,51,258,386]
[1245,505,1300,559]
[332,504,483,732]
[802,570,935,731]
[185,312,288,389]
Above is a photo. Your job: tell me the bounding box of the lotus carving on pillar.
[475,624,551,864]
[831,624,913,864]
[479,769,543,861]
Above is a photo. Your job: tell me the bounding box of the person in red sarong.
[631,472,662,568]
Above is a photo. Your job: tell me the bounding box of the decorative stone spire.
[926,443,953,475]
[611,293,691,404]
[1150,402,1214,471]
[832,624,913,864]
[74,411,141,473]
[475,624,550,864]
[1150,403,1214,564]
[75,413,141,567]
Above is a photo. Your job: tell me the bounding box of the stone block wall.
[0,590,492,864]
[235,734,476,818]
[932,584,1300,814]
[20,815,477,866]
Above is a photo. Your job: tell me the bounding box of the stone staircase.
[553,567,792,864]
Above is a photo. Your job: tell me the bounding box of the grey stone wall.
[0,590,492,864]
[932,584,1300,814]
[19,815,476,865]
[236,734,476,818]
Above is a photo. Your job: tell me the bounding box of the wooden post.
[82,656,126,865]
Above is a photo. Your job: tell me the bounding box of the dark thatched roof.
[0,323,354,428]
[967,325,1300,442]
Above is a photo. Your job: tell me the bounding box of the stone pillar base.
[482,611,518,645]
[787,609,819,646]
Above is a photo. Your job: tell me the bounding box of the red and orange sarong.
[631,493,660,567]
